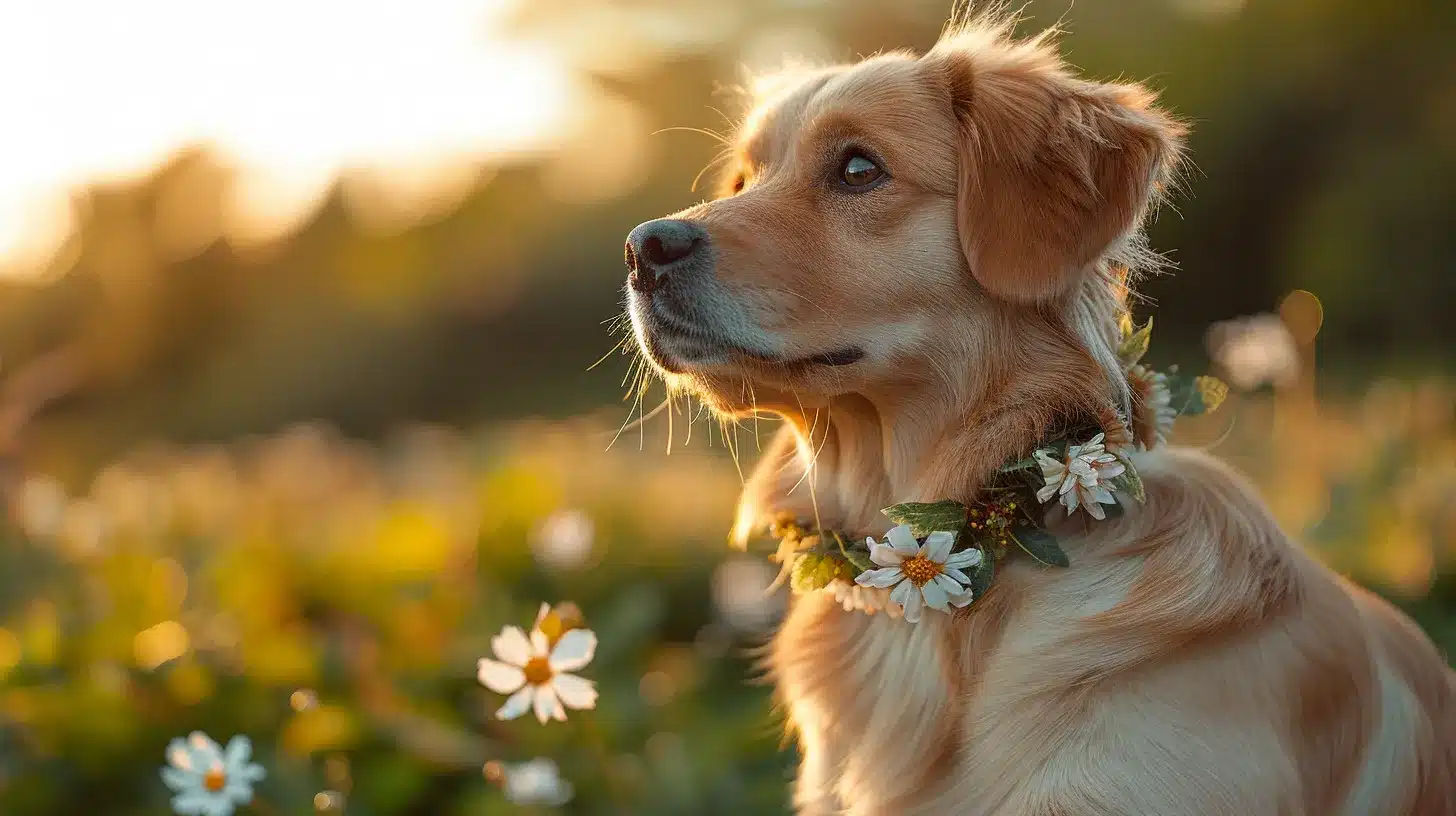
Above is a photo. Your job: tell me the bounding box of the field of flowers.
[0,373,1452,814]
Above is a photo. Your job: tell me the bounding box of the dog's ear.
[934,35,1185,303]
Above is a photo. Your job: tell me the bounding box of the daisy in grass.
[478,615,597,724]
[160,732,266,816]
[854,524,982,623]
[1035,432,1126,520]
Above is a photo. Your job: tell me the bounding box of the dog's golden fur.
[625,11,1455,814]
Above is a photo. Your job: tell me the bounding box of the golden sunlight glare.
[0,0,572,279]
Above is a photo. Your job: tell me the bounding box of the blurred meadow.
[0,0,1452,813]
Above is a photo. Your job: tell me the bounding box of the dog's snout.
[625,219,708,294]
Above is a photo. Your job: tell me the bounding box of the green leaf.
[789,553,821,593]
[790,552,849,593]
[881,500,969,538]
[998,456,1037,474]
[1167,371,1229,417]
[967,546,994,599]
[833,531,874,574]
[1117,316,1153,369]
[1111,459,1146,504]
[1009,526,1070,567]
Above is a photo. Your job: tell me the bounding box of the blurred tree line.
[0,0,1450,480]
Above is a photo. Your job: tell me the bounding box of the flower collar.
[749,316,1228,623]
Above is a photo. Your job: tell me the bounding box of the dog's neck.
[735,295,1125,544]
[750,362,1110,540]
[787,390,971,521]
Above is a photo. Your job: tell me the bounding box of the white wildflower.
[160,732,266,816]
[1206,313,1299,391]
[492,758,574,807]
[477,622,597,724]
[532,509,595,571]
[1035,433,1126,520]
[853,524,982,623]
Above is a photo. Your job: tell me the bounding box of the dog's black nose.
[625,219,708,293]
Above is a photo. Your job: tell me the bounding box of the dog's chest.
[772,560,1138,814]
[773,593,966,812]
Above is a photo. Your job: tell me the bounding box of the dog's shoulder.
[1056,445,1311,649]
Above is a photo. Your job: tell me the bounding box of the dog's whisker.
[651,125,730,146]
[606,396,669,451]
[783,391,823,503]
[721,414,746,484]
[607,356,641,447]
[691,149,736,194]
[804,401,827,537]
[705,104,738,133]
[588,337,629,372]
[620,355,643,394]
[762,286,835,319]
[629,360,652,449]
[748,381,764,452]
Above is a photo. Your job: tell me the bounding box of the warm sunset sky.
[0,0,574,277]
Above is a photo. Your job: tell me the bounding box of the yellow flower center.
[204,767,227,792]
[901,555,942,587]
[522,656,554,686]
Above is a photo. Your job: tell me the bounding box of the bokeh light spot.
[1279,289,1324,346]
[134,620,190,670]
[290,688,319,712]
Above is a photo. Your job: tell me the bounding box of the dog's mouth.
[728,343,865,368]
[800,347,866,367]
[636,307,863,374]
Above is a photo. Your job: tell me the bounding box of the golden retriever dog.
[620,11,1455,815]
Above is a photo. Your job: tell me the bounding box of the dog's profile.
[621,10,1454,814]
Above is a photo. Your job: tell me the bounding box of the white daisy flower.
[160,732,266,816]
[1129,364,1177,449]
[1035,433,1126,520]
[477,623,597,724]
[486,757,575,807]
[852,524,982,623]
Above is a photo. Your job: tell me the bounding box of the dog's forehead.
[739,55,952,174]
[739,67,838,167]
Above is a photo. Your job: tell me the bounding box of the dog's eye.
[731,174,746,194]
[840,154,884,188]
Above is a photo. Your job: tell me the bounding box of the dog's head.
[623,17,1184,418]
